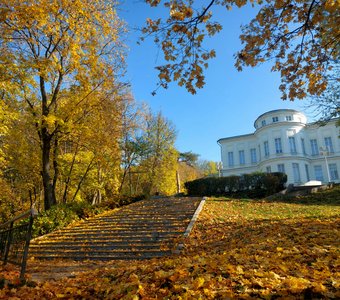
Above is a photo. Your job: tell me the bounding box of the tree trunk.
[119,167,128,194]
[42,131,55,210]
[92,166,102,205]
[176,170,181,194]
[40,75,57,210]
[72,157,95,202]
[62,143,79,203]
[52,134,59,205]
[39,71,63,210]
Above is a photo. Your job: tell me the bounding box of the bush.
[32,204,79,237]
[185,172,287,198]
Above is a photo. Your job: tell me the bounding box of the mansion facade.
[217,109,340,185]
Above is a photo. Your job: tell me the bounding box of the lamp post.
[217,162,223,177]
[320,146,331,183]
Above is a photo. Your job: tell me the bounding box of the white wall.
[218,110,340,185]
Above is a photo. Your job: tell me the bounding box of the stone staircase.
[29,197,203,261]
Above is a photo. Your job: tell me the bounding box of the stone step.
[43,232,183,239]
[90,215,194,224]
[30,250,173,260]
[84,215,190,224]
[30,242,171,252]
[29,247,171,254]
[33,237,178,244]
[29,197,203,261]
[30,253,171,261]
[55,225,187,232]
[33,238,178,245]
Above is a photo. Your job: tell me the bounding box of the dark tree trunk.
[52,134,59,205]
[40,75,58,210]
[41,130,55,210]
[72,157,95,202]
[62,141,79,203]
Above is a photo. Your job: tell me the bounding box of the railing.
[0,208,38,280]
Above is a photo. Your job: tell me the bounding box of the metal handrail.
[0,208,38,230]
[0,207,38,280]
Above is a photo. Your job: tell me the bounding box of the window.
[275,138,283,154]
[264,141,270,157]
[314,165,324,181]
[310,139,319,156]
[324,137,334,153]
[289,137,297,154]
[286,115,292,121]
[277,164,285,173]
[266,166,271,173]
[261,120,266,126]
[239,150,245,165]
[292,163,301,183]
[228,152,234,167]
[301,138,306,155]
[329,164,339,181]
[250,148,257,163]
[305,164,310,181]
[272,116,279,122]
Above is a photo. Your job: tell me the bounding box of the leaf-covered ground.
[1,197,339,299]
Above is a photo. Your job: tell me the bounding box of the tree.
[0,100,24,221]
[176,151,199,193]
[306,63,340,125]
[139,111,178,196]
[143,0,339,99]
[1,0,125,210]
[0,100,16,171]
[196,159,219,177]
[179,151,199,166]
[119,95,149,195]
[57,88,124,205]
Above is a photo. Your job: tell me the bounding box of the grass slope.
[1,188,340,299]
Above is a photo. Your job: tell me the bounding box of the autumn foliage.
[143,0,339,99]
[1,188,339,299]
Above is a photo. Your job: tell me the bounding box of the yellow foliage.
[142,0,339,99]
[0,0,126,208]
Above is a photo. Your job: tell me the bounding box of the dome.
[254,109,307,130]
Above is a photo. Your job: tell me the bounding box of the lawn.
[1,194,339,299]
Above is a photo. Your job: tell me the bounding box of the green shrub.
[262,174,280,196]
[32,204,80,237]
[185,172,287,198]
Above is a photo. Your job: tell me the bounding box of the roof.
[217,133,254,144]
[253,109,302,128]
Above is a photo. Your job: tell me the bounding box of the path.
[29,197,203,262]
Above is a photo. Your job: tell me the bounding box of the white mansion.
[217,109,340,185]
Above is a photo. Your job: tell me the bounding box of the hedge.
[184,172,287,198]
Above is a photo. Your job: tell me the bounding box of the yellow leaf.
[236,265,244,274]
[193,277,205,289]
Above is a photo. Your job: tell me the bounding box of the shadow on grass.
[207,186,340,206]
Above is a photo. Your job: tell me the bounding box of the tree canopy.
[0,0,126,210]
[143,0,339,100]
[306,64,340,124]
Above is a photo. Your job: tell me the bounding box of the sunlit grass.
[206,185,340,222]
[204,199,340,222]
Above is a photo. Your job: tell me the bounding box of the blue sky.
[119,1,313,162]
